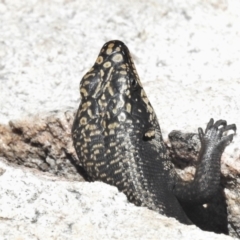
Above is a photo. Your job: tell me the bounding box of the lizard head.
[74,40,157,138]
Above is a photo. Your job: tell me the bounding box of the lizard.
[71,40,236,225]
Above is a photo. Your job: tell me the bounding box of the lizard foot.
[198,118,236,152]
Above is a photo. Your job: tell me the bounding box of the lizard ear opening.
[143,128,155,141]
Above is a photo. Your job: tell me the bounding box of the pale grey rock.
[0,159,236,240]
[0,0,240,238]
[224,167,240,237]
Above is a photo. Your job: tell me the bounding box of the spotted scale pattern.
[72,40,237,232]
[72,40,190,223]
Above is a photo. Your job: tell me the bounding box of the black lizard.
[72,40,236,226]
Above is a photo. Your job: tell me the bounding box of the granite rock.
[0,111,239,237]
[0,159,236,240]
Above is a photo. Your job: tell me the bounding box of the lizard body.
[72,40,236,226]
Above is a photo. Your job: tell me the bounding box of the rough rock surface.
[0,111,240,237]
[0,0,240,239]
[0,159,236,240]
[0,109,83,181]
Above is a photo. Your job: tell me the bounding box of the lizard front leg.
[172,118,236,204]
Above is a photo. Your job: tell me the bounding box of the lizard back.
[72,40,190,223]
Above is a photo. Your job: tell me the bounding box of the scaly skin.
[72,40,236,225]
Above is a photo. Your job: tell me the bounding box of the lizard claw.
[219,124,237,134]
[212,119,227,129]
[198,127,204,142]
[199,118,236,151]
[220,134,234,145]
[205,118,214,133]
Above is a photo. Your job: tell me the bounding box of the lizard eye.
[130,78,137,88]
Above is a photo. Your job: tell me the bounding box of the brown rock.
[0,110,84,181]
